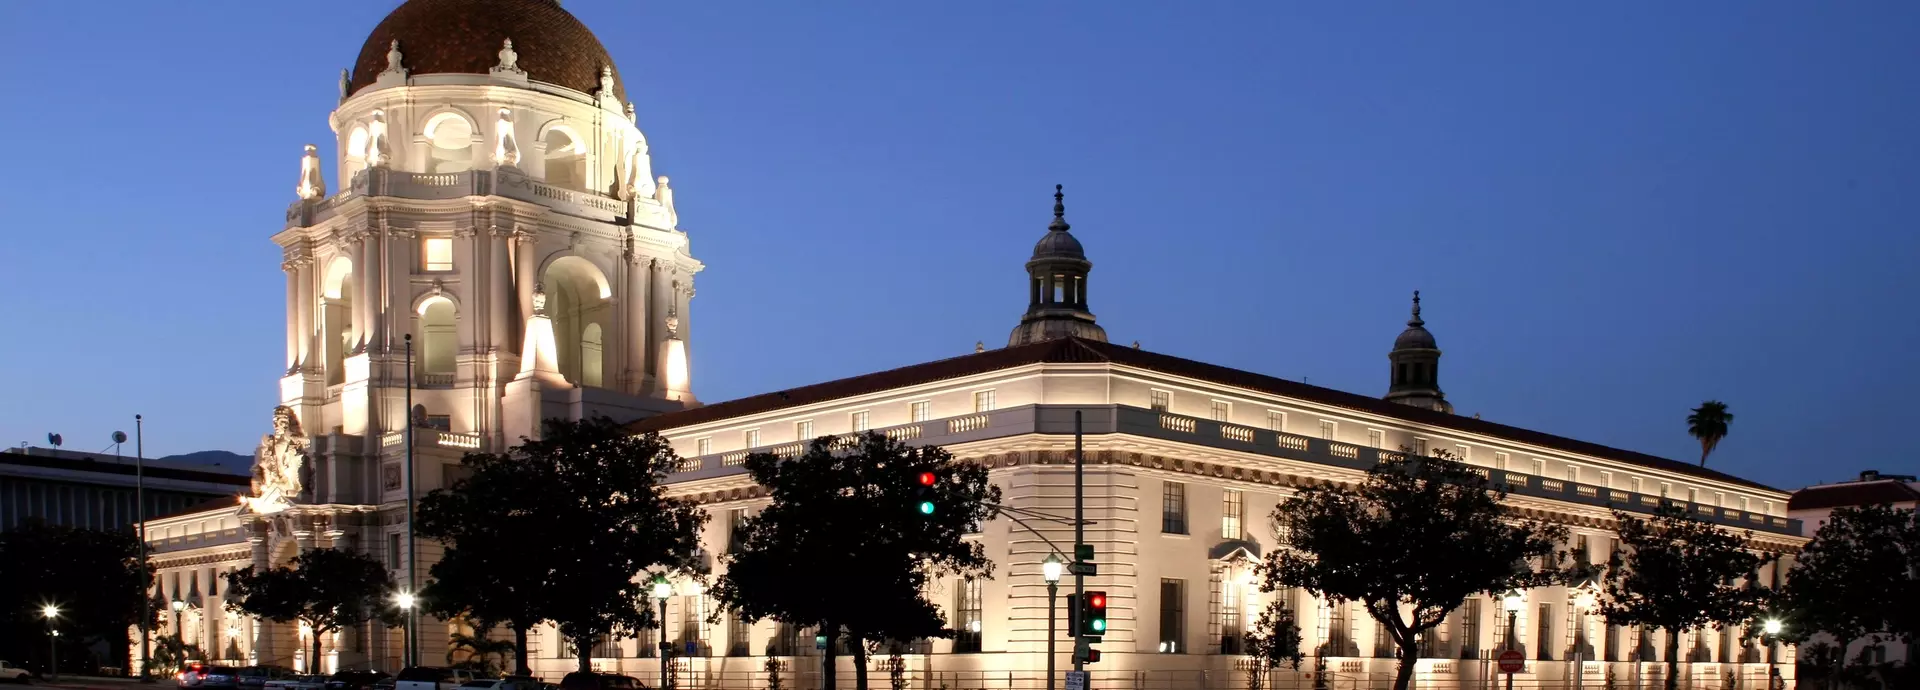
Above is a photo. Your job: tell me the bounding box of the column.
[285,262,301,370]
[624,253,649,394]
[296,261,315,372]
[353,237,373,349]
[248,523,273,663]
[489,230,513,353]
[515,233,538,345]
[646,260,672,388]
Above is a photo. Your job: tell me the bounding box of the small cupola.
[1385,290,1452,413]
[1007,185,1108,347]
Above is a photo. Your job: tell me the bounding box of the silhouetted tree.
[0,521,153,672]
[1600,504,1770,690]
[225,547,398,671]
[1686,401,1734,467]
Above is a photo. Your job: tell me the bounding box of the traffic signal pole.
[1072,411,1085,674]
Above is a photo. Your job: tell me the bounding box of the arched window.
[344,126,369,183]
[543,128,586,189]
[581,323,604,388]
[418,297,457,385]
[424,113,475,174]
[321,258,355,386]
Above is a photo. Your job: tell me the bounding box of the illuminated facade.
[140,1,1806,688]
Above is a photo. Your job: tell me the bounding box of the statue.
[337,68,350,101]
[367,110,391,168]
[242,406,311,515]
[597,65,615,98]
[654,175,677,228]
[493,108,520,167]
[296,144,327,200]
[382,40,406,76]
[493,38,522,74]
[532,282,548,315]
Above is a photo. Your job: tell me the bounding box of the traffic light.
[915,471,937,515]
[1072,636,1102,664]
[1082,591,1107,637]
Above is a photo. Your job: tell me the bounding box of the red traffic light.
[918,471,936,486]
[1089,593,1105,607]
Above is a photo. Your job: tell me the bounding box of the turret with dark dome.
[1008,186,1108,347]
[1385,291,1451,413]
[346,0,626,101]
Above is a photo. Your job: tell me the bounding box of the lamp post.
[172,599,187,642]
[1762,619,1783,690]
[1042,554,1064,690]
[1502,590,1525,690]
[43,605,59,682]
[651,575,673,690]
[136,415,152,683]
[395,592,416,671]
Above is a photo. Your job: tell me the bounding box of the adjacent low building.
[1,446,248,533]
[1784,470,1919,669]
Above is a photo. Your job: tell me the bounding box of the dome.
[347,0,627,102]
[1394,325,1437,350]
[1032,228,1086,260]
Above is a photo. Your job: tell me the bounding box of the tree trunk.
[576,635,591,674]
[849,630,868,690]
[313,627,326,675]
[1393,637,1420,690]
[1663,628,1680,690]
[512,625,530,676]
[819,622,837,690]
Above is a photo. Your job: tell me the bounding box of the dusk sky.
[1,2,1914,491]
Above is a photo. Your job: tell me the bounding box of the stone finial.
[654,175,677,228]
[1409,290,1424,327]
[975,341,985,353]
[1132,341,1141,349]
[1050,184,1070,232]
[624,102,637,123]
[296,144,327,200]
[493,108,520,167]
[382,40,406,77]
[493,38,522,75]
[598,65,615,97]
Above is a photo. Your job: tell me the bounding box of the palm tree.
[447,631,516,676]
[1686,400,1734,467]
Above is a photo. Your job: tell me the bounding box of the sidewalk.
[34,675,150,690]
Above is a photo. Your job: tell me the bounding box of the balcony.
[286,167,630,229]
[667,404,1802,537]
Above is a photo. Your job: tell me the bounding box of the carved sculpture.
[367,110,391,168]
[494,108,520,167]
[296,144,327,200]
[242,406,311,515]
[338,69,350,102]
[597,65,615,98]
[492,38,522,75]
[654,175,677,228]
[382,40,406,76]
[532,282,548,315]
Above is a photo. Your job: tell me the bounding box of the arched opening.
[417,296,457,386]
[344,126,369,183]
[543,128,586,189]
[321,258,355,386]
[581,323,604,387]
[424,113,475,174]
[543,256,612,388]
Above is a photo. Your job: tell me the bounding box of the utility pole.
[403,334,418,668]
[1072,411,1085,674]
[136,414,152,682]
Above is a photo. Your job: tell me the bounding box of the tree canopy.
[711,433,999,690]
[417,445,563,675]
[1600,504,1770,690]
[1771,504,1917,684]
[224,547,398,670]
[1685,401,1733,467]
[1260,451,1572,690]
[0,521,152,672]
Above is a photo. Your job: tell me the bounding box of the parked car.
[0,661,29,683]
[180,664,243,690]
[395,667,479,690]
[460,678,540,690]
[263,675,329,690]
[326,670,391,690]
[557,672,644,690]
[371,678,396,690]
[239,666,298,690]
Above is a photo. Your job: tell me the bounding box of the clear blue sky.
[1,2,1914,490]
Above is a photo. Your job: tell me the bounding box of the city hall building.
[139,1,1806,688]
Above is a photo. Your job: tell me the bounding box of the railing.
[1576,485,1599,498]
[419,372,455,388]
[947,415,989,433]
[885,424,922,441]
[1541,479,1565,492]
[435,431,482,449]
[1160,414,1196,433]
[721,451,750,466]
[1328,441,1359,459]
[1221,424,1255,443]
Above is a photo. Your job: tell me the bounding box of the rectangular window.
[1318,420,1336,440]
[1266,410,1286,432]
[1328,600,1352,656]
[1221,489,1243,541]
[1159,579,1185,653]
[1687,487,1699,504]
[680,594,707,654]
[744,428,760,448]
[973,390,996,413]
[1568,465,1580,484]
[1574,534,1589,566]
[1741,496,1751,512]
[1631,477,1643,494]
[910,401,931,422]
[1761,500,1771,515]
[795,420,814,441]
[1162,481,1188,534]
[1413,437,1428,456]
[1536,603,1554,660]
[1461,598,1482,658]
[423,237,454,272]
[1455,444,1471,462]
[727,508,748,553]
[387,532,403,570]
[728,612,750,657]
[1220,578,1243,654]
[1495,452,1510,471]
[1660,482,1671,499]
[954,579,983,653]
[1532,459,1545,476]
[695,438,712,456]
[1151,390,1171,412]
[1367,429,1384,449]
[1210,400,1230,422]
[851,411,870,432]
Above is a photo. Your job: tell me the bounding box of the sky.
[0,1,1915,491]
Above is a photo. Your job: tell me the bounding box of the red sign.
[1497,650,1524,673]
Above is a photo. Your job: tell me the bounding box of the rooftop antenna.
[46,433,62,448]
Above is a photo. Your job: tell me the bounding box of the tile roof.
[348,0,626,102]
[1787,481,1920,511]
[632,336,1785,493]
[0,452,252,486]
[147,496,243,522]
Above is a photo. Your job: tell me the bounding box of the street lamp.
[43,605,59,682]
[1762,619,1784,689]
[1042,554,1064,690]
[171,598,187,641]
[1502,589,1525,690]
[394,592,416,669]
[651,575,673,690]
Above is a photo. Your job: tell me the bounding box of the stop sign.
[1497,650,1524,673]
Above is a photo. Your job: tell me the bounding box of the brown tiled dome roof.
[348,0,627,102]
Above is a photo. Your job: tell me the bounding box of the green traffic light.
[919,501,935,515]
[1092,619,1106,633]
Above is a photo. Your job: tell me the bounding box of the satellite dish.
[47,433,62,447]
[113,431,129,444]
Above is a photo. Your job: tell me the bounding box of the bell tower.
[1008,185,1108,346]
[1385,290,1452,413]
